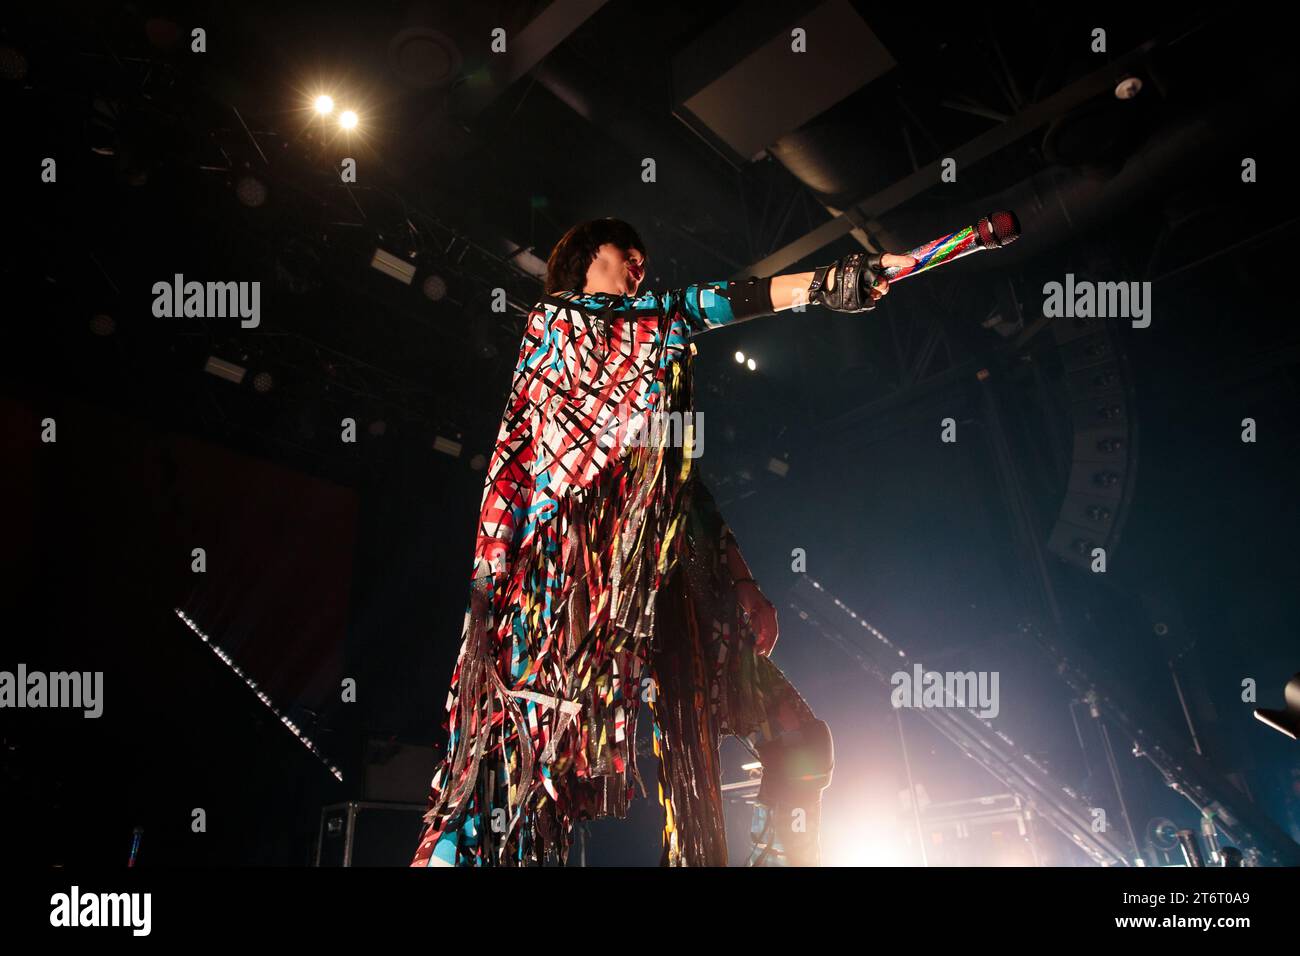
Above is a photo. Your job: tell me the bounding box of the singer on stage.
[411,217,915,867]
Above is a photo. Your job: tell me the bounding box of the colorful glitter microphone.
[872,210,1021,282]
[128,825,143,867]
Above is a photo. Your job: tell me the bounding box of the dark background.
[1,0,1297,866]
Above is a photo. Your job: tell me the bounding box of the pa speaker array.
[1045,314,1139,570]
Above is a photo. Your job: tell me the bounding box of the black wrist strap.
[728,275,775,321]
[808,265,832,305]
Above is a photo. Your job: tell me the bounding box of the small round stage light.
[235,175,268,208]
[746,358,756,371]
[422,274,448,301]
[314,95,335,114]
[339,110,358,130]
[734,351,745,363]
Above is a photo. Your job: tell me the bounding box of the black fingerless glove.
[808,252,884,313]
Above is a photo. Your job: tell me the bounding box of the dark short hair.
[545,218,647,294]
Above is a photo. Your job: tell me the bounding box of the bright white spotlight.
[339,110,358,130]
[823,818,915,866]
[734,351,745,363]
[746,357,756,371]
[314,94,334,115]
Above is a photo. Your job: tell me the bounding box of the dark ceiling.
[8,0,1292,491]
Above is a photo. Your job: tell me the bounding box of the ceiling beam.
[736,35,1165,279]
[451,0,609,116]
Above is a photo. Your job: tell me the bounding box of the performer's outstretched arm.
[663,252,917,334]
[769,253,916,311]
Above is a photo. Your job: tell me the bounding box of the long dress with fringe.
[411,284,816,867]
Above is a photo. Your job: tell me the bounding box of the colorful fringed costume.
[411,282,829,867]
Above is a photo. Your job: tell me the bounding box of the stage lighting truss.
[97,61,548,323]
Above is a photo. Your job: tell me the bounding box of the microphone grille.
[981,210,1021,248]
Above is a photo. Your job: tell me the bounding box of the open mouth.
[627,264,643,284]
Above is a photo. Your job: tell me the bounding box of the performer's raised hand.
[726,536,779,656]
[810,251,917,313]
[737,580,779,657]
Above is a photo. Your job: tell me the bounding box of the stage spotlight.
[734,351,745,363]
[368,420,387,437]
[422,274,448,301]
[89,314,115,336]
[822,818,914,867]
[388,26,463,90]
[746,357,756,371]
[469,453,487,471]
[205,356,247,385]
[1254,672,1300,740]
[235,175,268,208]
[339,110,358,130]
[314,94,335,115]
[433,435,463,458]
[252,371,274,394]
[370,247,417,285]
